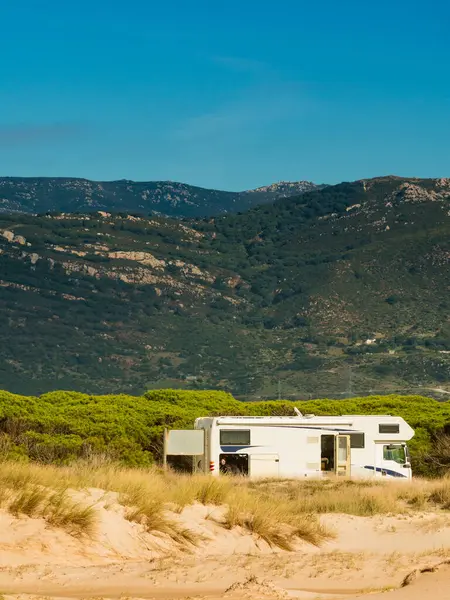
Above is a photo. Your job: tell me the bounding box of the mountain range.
[0,175,449,398]
[0,177,322,218]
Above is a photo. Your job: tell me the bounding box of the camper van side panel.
[214,424,323,478]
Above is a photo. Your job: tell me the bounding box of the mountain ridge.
[0,176,323,218]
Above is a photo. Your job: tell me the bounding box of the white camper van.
[192,412,414,480]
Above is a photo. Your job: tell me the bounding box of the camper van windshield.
[383,444,406,465]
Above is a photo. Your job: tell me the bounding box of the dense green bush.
[0,390,449,474]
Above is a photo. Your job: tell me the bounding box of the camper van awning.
[215,417,355,426]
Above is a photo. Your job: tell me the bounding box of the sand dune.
[351,562,450,600]
[0,486,449,600]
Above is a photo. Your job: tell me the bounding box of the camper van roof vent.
[305,414,315,418]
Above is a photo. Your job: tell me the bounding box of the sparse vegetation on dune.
[251,477,450,516]
[221,488,333,550]
[0,464,96,537]
[1,459,450,550]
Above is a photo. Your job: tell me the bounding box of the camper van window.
[383,444,406,464]
[349,433,365,448]
[379,424,400,434]
[220,430,251,446]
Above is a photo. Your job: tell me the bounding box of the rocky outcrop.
[436,178,450,189]
[250,180,318,196]
[394,182,450,203]
[108,251,166,269]
[1,230,28,245]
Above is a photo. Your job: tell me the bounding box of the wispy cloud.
[172,85,307,143]
[211,55,268,74]
[0,123,85,145]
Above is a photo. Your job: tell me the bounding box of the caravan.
[192,411,414,480]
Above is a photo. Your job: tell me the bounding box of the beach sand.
[0,489,449,600]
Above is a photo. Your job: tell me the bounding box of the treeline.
[0,390,449,475]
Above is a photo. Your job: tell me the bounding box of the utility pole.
[348,366,353,397]
[277,379,281,400]
[163,428,168,471]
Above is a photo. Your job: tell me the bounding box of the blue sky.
[1,0,449,190]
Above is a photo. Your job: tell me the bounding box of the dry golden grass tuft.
[166,473,233,513]
[120,489,199,547]
[0,483,96,537]
[428,479,450,509]
[45,491,97,537]
[8,487,48,517]
[222,489,333,550]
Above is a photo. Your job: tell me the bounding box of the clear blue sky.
[1,0,449,190]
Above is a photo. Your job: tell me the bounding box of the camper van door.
[335,434,351,477]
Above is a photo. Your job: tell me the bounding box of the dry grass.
[0,483,96,537]
[120,487,199,547]
[1,460,450,549]
[8,487,48,517]
[296,486,395,516]
[250,477,450,516]
[166,474,233,513]
[222,489,333,550]
[45,491,97,537]
[428,479,450,509]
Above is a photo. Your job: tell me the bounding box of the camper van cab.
[194,413,414,480]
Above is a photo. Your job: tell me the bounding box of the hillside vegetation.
[0,176,449,396]
[0,390,449,476]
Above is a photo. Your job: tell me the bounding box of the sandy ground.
[0,489,449,600]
